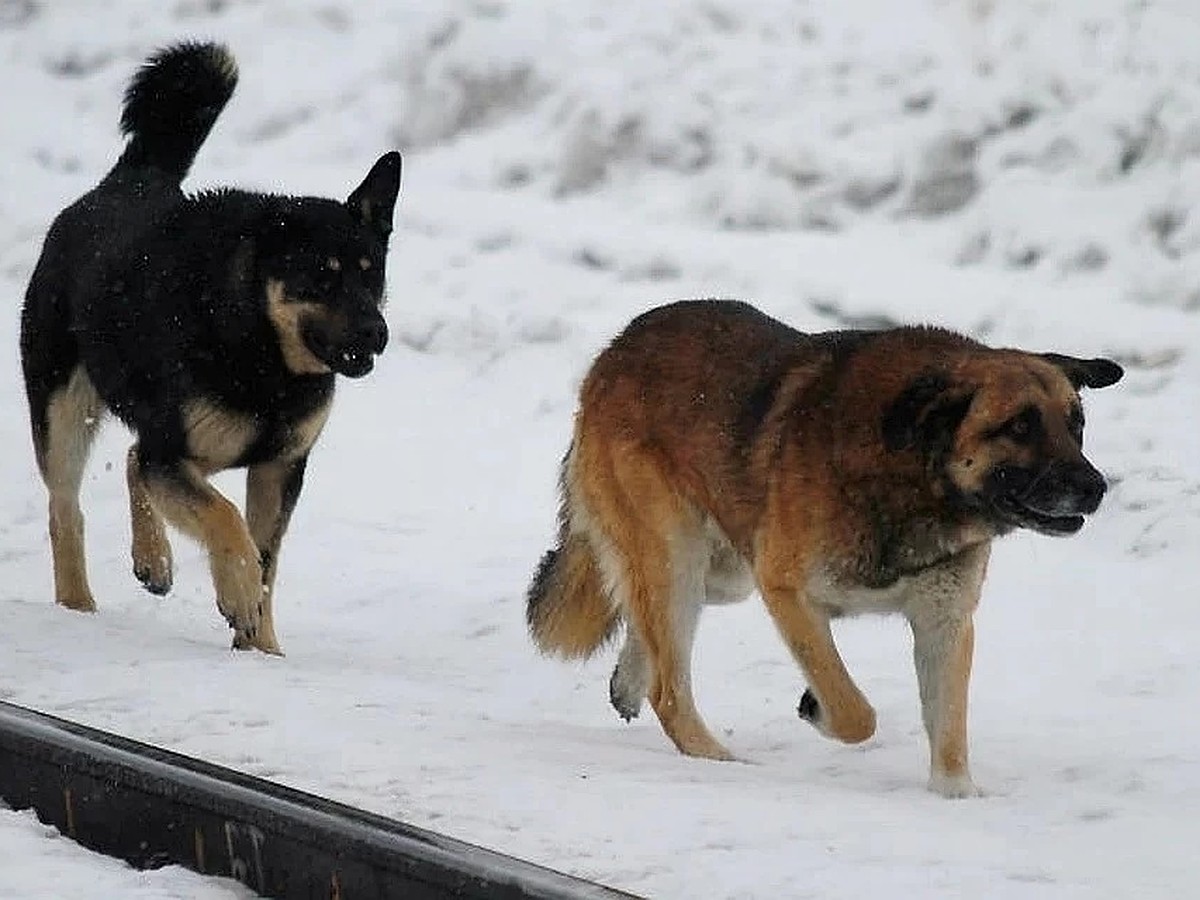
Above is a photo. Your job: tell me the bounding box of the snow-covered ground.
[2,1,1198,897]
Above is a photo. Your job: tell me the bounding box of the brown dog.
[527,300,1122,797]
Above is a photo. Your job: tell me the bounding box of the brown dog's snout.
[1067,462,1107,514]
[1025,459,1107,516]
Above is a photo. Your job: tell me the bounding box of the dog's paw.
[928,771,984,799]
[56,592,98,613]
[609,665,643,722]
[131,527,173,596]
[231,629,284,656]
[797,688,875,743]
[134,558,172,596]
[226,595,282,656]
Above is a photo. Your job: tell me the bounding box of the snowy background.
[1,0,1198,897]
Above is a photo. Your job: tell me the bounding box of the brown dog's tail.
[526,452,619,658]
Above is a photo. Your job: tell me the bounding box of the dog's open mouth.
[992,495,1085,536]
[332,348,376,378]
[305,330,379,378]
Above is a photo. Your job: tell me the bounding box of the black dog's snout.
[355,316,388,355]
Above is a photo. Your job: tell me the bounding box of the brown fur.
[528,300,1122,796]
[527,527,618,658]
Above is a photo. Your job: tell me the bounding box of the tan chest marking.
[182,398,332,473]
[183,400,256,473]
[807,570,913,617]
[807,538,991,619]
[287,400,332,458]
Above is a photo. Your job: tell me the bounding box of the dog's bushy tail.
[526,451,620,659]
[116,41,238,183]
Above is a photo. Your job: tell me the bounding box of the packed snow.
[1,1,1198,897]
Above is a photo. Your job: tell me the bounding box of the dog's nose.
[1071,463,1107,514]
[355,317,388,355]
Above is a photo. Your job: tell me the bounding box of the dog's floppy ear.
[882,371,975,454]
[346,151,402,242]
[1039,353,1124,390]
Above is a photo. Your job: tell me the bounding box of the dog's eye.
[997,407,1040,444]
[325,256,342,272]
[359,257,372,271]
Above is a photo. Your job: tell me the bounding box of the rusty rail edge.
[0,701,638,900]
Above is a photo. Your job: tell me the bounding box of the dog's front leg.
[910,614,978,797]
[245,455,308,655]
[757,573,876,744]
[905,543,990,798]
[140,456,270,653]
[127,445,174,595]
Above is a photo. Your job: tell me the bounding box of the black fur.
[119,41,238,180]
[20,41,402,648]
[20,44,241,461]
[74,182,397,471]
[23,40,401,469]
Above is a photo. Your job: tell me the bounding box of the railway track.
[0,701,638,899]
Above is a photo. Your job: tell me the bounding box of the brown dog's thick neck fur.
[528,299,1122,796]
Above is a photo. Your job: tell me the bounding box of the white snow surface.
[2,1,1199,897]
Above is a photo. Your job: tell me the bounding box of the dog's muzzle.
[986,460,1107,536]
[308,312,389,379]
[338,316,388,378]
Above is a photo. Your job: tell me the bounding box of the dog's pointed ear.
[1040,353,1124,390]
[346,151,402,242]
[882,372,975,454]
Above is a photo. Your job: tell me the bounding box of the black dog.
[20,42,402,653]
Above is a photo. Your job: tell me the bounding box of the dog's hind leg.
[244,455,309,656]
[36,367,104,612]
[139,454,270,653]
[610,526,750,722]
[632,529,727,759]
[609,624,650,721]
[127,445,173,595]
[597,446,732,761]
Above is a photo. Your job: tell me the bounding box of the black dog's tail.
[115,41,238,183]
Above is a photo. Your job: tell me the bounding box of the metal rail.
[0,701,639,899]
